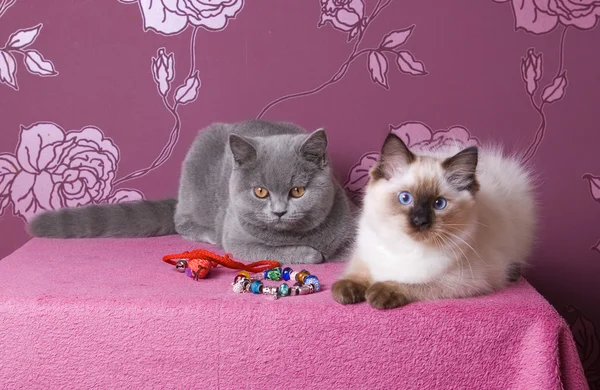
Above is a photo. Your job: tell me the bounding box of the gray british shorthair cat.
[28,120,355,264]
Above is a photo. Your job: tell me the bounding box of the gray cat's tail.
[27,199,178,238]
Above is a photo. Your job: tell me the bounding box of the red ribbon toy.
[163,249,281,280]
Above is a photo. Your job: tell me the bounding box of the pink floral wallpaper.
[0,0,599,385]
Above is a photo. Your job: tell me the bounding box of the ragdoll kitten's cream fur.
[332,133,536,310]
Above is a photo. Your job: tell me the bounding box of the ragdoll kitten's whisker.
[445,226,476,241]
[439,232,475,280]
[434,232,458,260]
[442,230,486,265]
[469,220,489,229]
[439,233,470,283]
[436,233,465,283]
[445,221,489,229]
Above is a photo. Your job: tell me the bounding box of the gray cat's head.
[228,128,336,232]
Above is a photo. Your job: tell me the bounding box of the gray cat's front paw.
[288,246,324,264]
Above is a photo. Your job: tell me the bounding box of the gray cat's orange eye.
[290,187,305,198]
[253,187,269,199]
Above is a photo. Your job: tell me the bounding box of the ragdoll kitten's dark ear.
[442,146,480,194]
[371,133,415,180]
[300,128,328,167]
[229,134,257,166]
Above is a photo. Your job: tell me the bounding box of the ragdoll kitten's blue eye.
[398,191,413,205]
[433,197,447,210]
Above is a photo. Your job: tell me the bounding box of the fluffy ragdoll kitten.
[332,133,536,309]
[28,120,355,264]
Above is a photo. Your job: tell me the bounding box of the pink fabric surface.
[0,236,587,390]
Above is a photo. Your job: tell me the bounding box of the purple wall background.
[1,0,599,384]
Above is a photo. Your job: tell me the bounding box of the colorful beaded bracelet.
[231,267,321,300]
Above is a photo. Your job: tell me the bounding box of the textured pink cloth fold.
[0,236,587,389]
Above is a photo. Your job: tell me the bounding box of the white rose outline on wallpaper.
[0,23,58,90]
[492,0,600,34]
[319,0,365,40]
[496,2,600,383]
[150,47,200,105]
[343,122,479,204]
[118,0,244,35]
[106,45,201,186]
[111,1,243,186]
[518,45,567,163]
[583,173,600,252]
[565,306,600,389]
[492,0,600,164]
[257,0,427,119]
[318,0,429,85]
[0,123,143,221]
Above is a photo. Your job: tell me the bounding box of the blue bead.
[304,275,321,292]
[279,283,290,297]
[251,280,263,294]
[263,269,270,280]
[282,267,292,281]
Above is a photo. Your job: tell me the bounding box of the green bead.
[267,267,282,281]
[278,283,290,297]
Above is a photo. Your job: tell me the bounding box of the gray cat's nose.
[273,211,287,218]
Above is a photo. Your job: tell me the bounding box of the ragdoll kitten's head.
[228,128,336,232]
[365,133,479,243]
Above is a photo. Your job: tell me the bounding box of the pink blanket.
[0,236,587,389]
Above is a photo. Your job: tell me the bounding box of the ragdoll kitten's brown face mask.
[368,133,480,242]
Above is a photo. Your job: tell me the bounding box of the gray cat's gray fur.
[28,120,356,264]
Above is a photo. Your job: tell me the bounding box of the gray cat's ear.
[442,146,479,194]
[371,133,415,180]
[229,134,257,166]
[300,128,328,167]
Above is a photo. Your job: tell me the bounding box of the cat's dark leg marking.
[366,281,412,310]
[507,263,522,282]
[332,279,368,305]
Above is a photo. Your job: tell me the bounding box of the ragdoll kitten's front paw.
[332,279,367,305]
[366,282,410,310]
